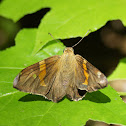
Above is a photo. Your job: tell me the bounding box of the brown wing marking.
[13,55,61,101]
[86,60,108,92]
[75,54,108,92]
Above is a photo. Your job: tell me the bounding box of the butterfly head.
[63,47,74,54]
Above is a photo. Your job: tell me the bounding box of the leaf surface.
[0,29,126,126]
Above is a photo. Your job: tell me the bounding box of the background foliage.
[0,0,126,126]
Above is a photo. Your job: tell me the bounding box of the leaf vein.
[36,103,55,126]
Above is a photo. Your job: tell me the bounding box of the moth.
[13,47,108,102]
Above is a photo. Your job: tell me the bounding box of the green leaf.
[1,1,126,125]
[0,0,46,22]
[1,0,126,54]
[35,0,126,54]
[0,29,126,126]
[108,58,126,80]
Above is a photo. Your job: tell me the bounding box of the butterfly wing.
[14,51,108,102]
[66,54,108,101]
[75,54,108,92]
[13,55,66,102]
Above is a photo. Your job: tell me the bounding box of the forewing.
[75,54,108,92]
[13,55,65,102]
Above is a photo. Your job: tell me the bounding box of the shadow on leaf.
[19,94,49,102]
[84,91,111,103]
[19,91,110,103]
[19,94,66,102]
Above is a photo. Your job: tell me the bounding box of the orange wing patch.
[39,60,46,86]
[82,61,89,85]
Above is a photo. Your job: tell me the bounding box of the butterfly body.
[13,47,108,102]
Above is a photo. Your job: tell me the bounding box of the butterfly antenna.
[48,33,63,46]
[72,29,91,48]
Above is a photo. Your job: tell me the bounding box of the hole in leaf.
[78,89,87,96]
